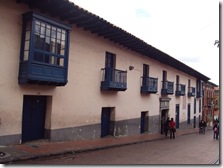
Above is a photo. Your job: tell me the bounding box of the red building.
[202,81,218,126]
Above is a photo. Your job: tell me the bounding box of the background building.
[202,81,218,126]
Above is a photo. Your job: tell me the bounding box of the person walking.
[213,122,219,140]
[169,118,176,139]
[164,117,170,138]
[199,120,206,134]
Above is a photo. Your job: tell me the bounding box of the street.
[14,130,219,164]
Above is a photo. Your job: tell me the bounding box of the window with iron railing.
[101,68,127,91]
[161,81,174,95]
[141,76,158,93]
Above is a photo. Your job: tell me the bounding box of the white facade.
[0,0,208,145]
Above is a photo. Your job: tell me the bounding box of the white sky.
[71,0,219,85]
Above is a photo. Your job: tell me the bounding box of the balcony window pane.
[25,31,31,40]
[33,52,44,62]
[24,40,30,51]
[59,58,64,66]
[56,42,61,54]
[24,51,29,61]
[62,31,65,41]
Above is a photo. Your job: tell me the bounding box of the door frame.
[140,111,149,134]
[101,107,113,137]
[161,109,169,134]
[175,104,180,128]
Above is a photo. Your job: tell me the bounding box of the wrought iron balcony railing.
[161,81,174,95]
[101,68,127,91]
[188,87,196,97]
[175,84,186,96]
[141,76,158,93]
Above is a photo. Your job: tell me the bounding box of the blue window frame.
[18,12,71,86]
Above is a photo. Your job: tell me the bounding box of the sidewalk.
[0,127,209,164]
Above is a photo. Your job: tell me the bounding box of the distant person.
[213,123,219,140]
[199,120,206,134]
[164,117,170,138]
[169,118,176,139]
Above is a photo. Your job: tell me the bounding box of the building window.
[199,99,201,113]
[19,12,71,86]
[33,21,66,66]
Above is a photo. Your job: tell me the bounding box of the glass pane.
[24,51,29,61]
[59,58,64,66]
[34,35,45,50]
[57,31,61,40]
[52,27,56,38]
[33,52,44,62]
[44,55,50,63]
[56,42,61,54]
[45,38,50,52]
[46,36,50,44]
[50,39,56,53]
[25,30,31,40]
[40,25,45,38]
[26,20,32,30]
[46,25,51,36]
[50,56,55,65]
[46,26,51,37]
[60,49,65,56]
[61,31,66,41]
[24,40,30,50]
[35,24,40,35]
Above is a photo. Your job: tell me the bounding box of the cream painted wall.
[0,0,201,137]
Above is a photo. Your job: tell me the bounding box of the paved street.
[14,130,219,165]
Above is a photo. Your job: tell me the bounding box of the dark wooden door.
[22,96,46,142]
[101,107,111,137]
[175,105,180,128]
[140,112,148,133]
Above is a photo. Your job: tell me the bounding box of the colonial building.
[202,81,218,126]
[0,0,210,145]
[213,86,220,121]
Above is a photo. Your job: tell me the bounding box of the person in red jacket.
[169,118,176,139]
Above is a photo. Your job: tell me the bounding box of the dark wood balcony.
[197,91,203,98]
[161,81,174,95]
[141,76,158,94]
[188,87,196,97]
[175,84,186,96]
[101,68,127,91]
[19,61,67,86]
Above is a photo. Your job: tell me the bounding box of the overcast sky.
[71,0,219,85]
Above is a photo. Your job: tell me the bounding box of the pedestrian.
[164,117,170,138]
[199,119,206,134]
[169,118,176,139]
[213,123,219,140]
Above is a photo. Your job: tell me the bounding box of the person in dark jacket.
[169,118,176,139]
[164,117,170,138]
[213,123,219,140]
[199,120,206,134]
